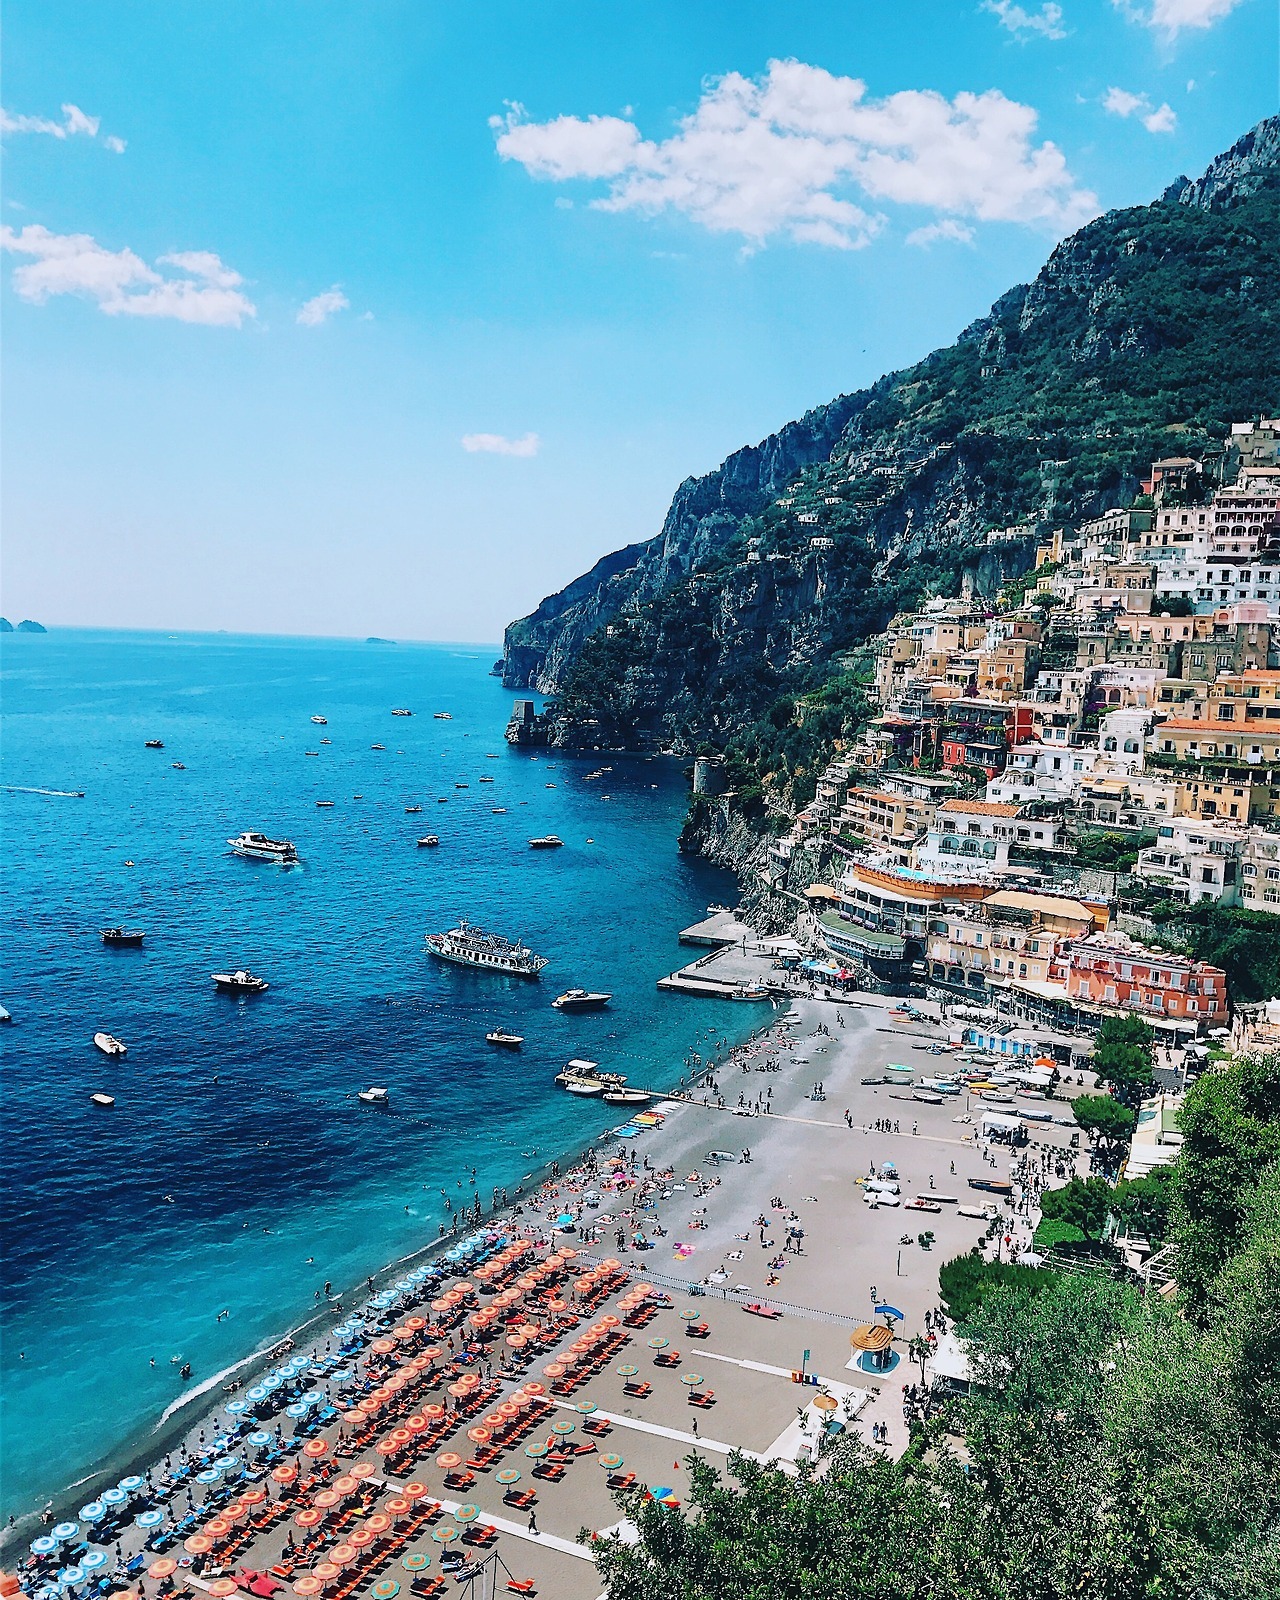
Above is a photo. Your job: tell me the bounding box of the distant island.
[2,619,47,633]
[366,636,396,644]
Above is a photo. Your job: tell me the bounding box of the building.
[1065,933,1227,1023]
[926,890,1102,996]
[832,786,934,852]
[1134,819,1245,905]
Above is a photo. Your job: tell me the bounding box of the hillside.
[501,116,1280,753]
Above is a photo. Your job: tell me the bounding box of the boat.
[405,805,423,814]
[172,762,186,770]
[486,1029,524,1048]
[305,750,319,757]
[552,988,611,1012]
[558,1075,604,1097]
[145,739,164,749]
[100,927,145,946]
[316,800,335,808]
[602,1086,653,1107]
[479,775,494,783]
[370,743,386,751]
[425,920,548,976]
[228,831,298,864]
[555,1059,608,1093]
[93,1032,127,1057]
[311,715,328,725]
[529,835,564,849]
[212,969,269,994]
[491,807,507,814]
[417,835,440,847]
[967,1178,1014,1196]
[358,1086,390,1104]
[321,738,332,745]
[391,708,413,717]
[906,1198,943,1212]
[90,1092,116,1108]
[913,1090,945,1105]
[433,712,452,720]
[860,1074,884,1086]
[455,782,468,789]
[732,987,771,1001]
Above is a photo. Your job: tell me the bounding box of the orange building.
[1064,934,1227,1022]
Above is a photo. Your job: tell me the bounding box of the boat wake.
[3,785,86,798]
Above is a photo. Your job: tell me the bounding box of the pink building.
[1063,933,1227,1022]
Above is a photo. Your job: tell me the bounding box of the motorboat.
[552,988,611,1012]
[417,835,440,847]
[321,738,332,745]
[305,750,319,757]
[732,987,770,1001]
[425,920,548,976]
[145,739,164,749]
[556,1060,605,1094]
[905,1198,943,1213]
[311,715,328,725]
[491,807,507,814]
[316,800,336,807]
[405,805,423,814]
[93,1032,127,1057]
[100,927,145,946]
[602,1086,652,1107]
[455,782,469,789]
[913,1090,945,1105]
[486,1029,524,1048]
[391,708,413,717]
[529,835,563,849]
[433,712,452,720]
[212,970,269,994]
[558,1076,604,1097]
[358,1086,390,1105]
[479,775,494,783]
[370,743,386,751]
[228,831,298,865]
[967,1178,1014,1196]
[90,1092,116,1108]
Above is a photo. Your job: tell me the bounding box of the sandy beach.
[7,985,1088,1600]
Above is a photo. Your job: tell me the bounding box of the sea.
[0,629,750,1520]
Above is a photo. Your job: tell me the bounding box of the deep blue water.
[0,630,741,1517]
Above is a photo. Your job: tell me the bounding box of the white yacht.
[311,715,328,725]
[212,970,269,994]
[93,1032,127,1057]
[358,1086,390,1105]
[228,831,298,864]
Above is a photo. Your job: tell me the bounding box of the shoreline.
[1,1002,779,1555]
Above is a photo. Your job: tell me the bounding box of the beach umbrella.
[246,1387,268,1403]
[293,1511,323,1530]
[435,1450,463,1470]
[205,1517,233,1537]
[646,1487,680,1509]
[312,1566,340,1584]
[207,1580,240,1598]
[292,1579,322,1597]
[214,1456,241,1473]
[52,1524,79,1543]
[521,1383,546,1397]
[148,1560,178,1580]
[302,1439,330,1458]
[58,1569,86,1588]
[523,1443,548,1459]
[680,1373,705,1386]
[616,1365,639,1378]
[498,1402,521,1419]
[286,1403,309,1420]
[196,1470,222,1486]
[551,1420,575,1436]
[79,1503,107,1523]
[327,1546,356,1567]
[384,1497,411,1517]
[272,1465,298,1485]
[405,1415,428,1434]
[31,1537,60,1557]
[118,1475,146,1493]
[365,1514,392,1535]
[495,1469,521,1486]
[429,1527,459,1547]
[679,1310,699,1322]
[422,1404,446,1421]
[600,1455,624,1470]
[248,1430,273,1448]
[349,1462,377,1480]
[849,1326,893,1354]
[401,1555,429,1573]
[226,1400,248,1415]
[466,1427,490,1445]
[576,1401,597,1415]
[347,1532,375,1552]
[313,1491,340,1510]
[647,1337,669,1351]
[184,1537,214,1555]
[452,1505,480,1525]
[331,1476,357,1497]
[813,1393,839,1413]
[371,1582,400,1600]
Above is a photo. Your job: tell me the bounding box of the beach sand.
[8,991,1087,1600]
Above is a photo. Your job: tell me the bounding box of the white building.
[1134,818,1246,905]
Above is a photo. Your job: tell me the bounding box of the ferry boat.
[100,927,145,946]
[311,715,328,725]
[212,969,269,994]
[552,988,611,1012]
[93,1032,127,1057]
[486,1029,524,1048]
[529,835,564,849]
[358,1086,390,1104]
[417,835,440,847]
[425,920,548,976]
[228,831,298,865]
[145,739,164,749]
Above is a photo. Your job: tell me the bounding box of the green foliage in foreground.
[591,1054,1280,1600]
[936,1252,1046,1325]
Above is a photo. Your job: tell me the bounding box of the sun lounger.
[582,1417,611,1436]
[689,1390,716,1408]
[605,1472,636,1491]
[506,1582,535,1595]
[742,1302,783,1320]
[687,1323,710,1338]
[623,1381,652,1398]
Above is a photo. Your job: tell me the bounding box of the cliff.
[501,117,1280,751]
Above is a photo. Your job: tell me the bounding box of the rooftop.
[938,799,1022,817]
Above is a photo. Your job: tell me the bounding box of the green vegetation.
[1072,1092,1137,1156]
[592,1053,1280,1600]
[1073,827,1155,871]
[1089,1012,1155,1107]
[1140,902,1280,1003]
[1036,1175,1113,1243]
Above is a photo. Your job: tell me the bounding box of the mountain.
[15,620,47,633]
[501,117,1280,751]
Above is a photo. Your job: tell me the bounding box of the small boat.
[732,987,771,1001]
[172,762,186,770]
[486,1029,524,1048]
[358,1086,390,1105]
[913,1090,945,1105]
[417,835,440,848]
[391,708,413,717]
[552,988,611,1012]
[311,715,328,725]
[556,1059,605,1094]
[479,776,494,783]
[100,927,145,946]
[212,969,269,994]
[0,1004,11,1024]
[321,738,332,745]
[433,712,452,720]
[90,1092,116,1108]
[959,1204,998,1219]
[123,860,135,867]
[455,783,469,789]
[967,1178,1014,1196]
[905,1198,943,1213]
[94,1032,127,1057]
[145,739,164,749]
[406,805,423,814]
[491,807,507,814]
[560,1077,604,1097]
[437,797,449,803]
[316,800,335,808]
[860,1074,884,1086]
[305,750,319,757]
[229,831,298,865]
[529,835,563,849]
[371,744,386,751]
[602,1086,652,1107]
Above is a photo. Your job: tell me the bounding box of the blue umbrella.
[248,1430,272,1447]
[79,1503,107,1523]
[214,1454,240,1471]
[874,1304,907,1321]
[58,1568,86,1587]
[246,1386,267,1402]
[136,1511,165,1529]
[285,1402,308,1419]
[79,1552,108,1573]
[118,1475,145,1492]
[52,1524,79,1542]
[100,1488,127,1506]
[31,1536,59,1557]
[195,1469,221,1485]
[225,1399,247,1415]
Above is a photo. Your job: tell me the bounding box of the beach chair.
[462,1525,497,1549]
[690,1390,716,1408]
[605,1473,636,1491]
[505,1581,535,1595]
[502,1489,536,1510]
[443,1470,476,1492]
[623,1381,652,1399]
[582,1417,611,1437]
[532,1462,565,1483]
[687,1323,710,1339]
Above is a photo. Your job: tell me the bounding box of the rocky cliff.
[502,117,1280,752]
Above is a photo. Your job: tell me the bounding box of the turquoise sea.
[0,630,742,1518]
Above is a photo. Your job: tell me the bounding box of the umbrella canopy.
[435,1452,462,1470]
[148,1561,177,1580]
[371,1582,400,1599]
[185,1536,214,1554]
[31,1536,60,1557]
[293,1512,323,1530]
[523,1443,548,1459]
[79,1553,108,1573]
[495,1470,521,1486]
[680,1373,704,1386]
[136,1511,165,1530]
[291,1580,322,1597]
[452,1505,480,1525]
[400,1556,429,1573]
[311,1566,339,1583]
[119,1476,145,1492]
[551,1420,575,1435]
[429,1527,459,1546]
[207,1580,240,1598]
[599,1455,624,1470]
[616,1365,639,1378]
[365,1514,392,1535]
[272,1466,298,1484]
[302,1439,330,1458]
[79,1503,107,1523]
[873,1304,907,1321]
[575,1400,597,1415]
[813,1393,839,1412]
[849,1325,893,1353]
[52,1524,79,1543]
[679,1310,699,1322]
[349,1463,377,1480]
[347,1532,375,1552]
[327,1548,356,1568]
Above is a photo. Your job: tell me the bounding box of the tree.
[1091,1014,1155,1106]
[907,1335,931,1386]
[1111,1164,1176,1244]
[1072,1092,1137,1157]
[1038,1176,1111,1240]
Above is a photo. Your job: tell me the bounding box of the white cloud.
[461,432,540,457]
[0,102,127,150]
[494,60,1097,250]
[1113,0,1246,35]
[296,286,350,326]
[982,1,1069,40]
[906,218,976,247]
[1102,86,1178,133]
[0,225,255,326]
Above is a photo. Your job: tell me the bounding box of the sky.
[2,1,1278,644]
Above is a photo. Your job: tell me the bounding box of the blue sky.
[3,1,1277,642]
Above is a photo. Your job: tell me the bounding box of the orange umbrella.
[522,1382,545,1397]
[403,1483,431,1500]
[204,1518,232,1537]
[303,1439,330,1457]
[327,1547,356,1567]
[207,1581,240,1598]
[391,1429,412,1445]
[546,1299,568,1314]
[393,1328,414,1342]
[312,1565,340,1583]
[505,1335,527,1350]
[272,1464,298,1484]
[541,1364,565,1379]
[358,1398,381,1415]
[447,1383,467,1399]
[331,1476,357,1496]
[365,1514,392,1535]
[422,1347,442,1360]
[373,1439,399,1457]
[405,1317,427,1331]
[292,1580,322,1597]
[466,1427,490,1444]
[600,1315,620,1328]
[405,1415,428,1433]
[184,1537,213,1554]
[371,1339,396,1355]
[294,1510,323,1529]
[349,1462,377,1480]
[436,1452,462,1469]
[240,1487,268,1506]
[347,1531,375,1551]
[384,1497,411,1515]
[460,1373,480,1389]
[148,1561,177,1580]
[423,1404,446,1420]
